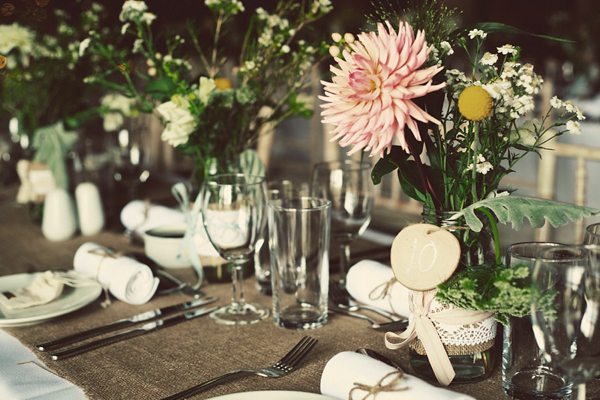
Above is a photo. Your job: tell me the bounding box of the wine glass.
[200,173,269,325]
[311,160,374,287]
[531,245,600,400]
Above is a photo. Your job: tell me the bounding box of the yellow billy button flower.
[214,77,232,90]
[458,86,492,121]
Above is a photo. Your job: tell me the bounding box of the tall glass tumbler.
[254,181,310,295]
[502,242,570,399]
[268,197,331,330]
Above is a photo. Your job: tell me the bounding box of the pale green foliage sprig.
[436,264,532,325]
[369,0,460,54]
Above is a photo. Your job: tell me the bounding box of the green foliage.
[453,196,600,232]
[436,263,559,325]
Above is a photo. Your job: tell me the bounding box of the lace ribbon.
[384,289,493,386]
[171,182,204,288]
[349,370,408,400]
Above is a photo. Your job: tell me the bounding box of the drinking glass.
[531,245,600,400]
[310,160,374,287]
[582,223,600,397]
[268,197,331,330]
[254,180,310,295]
[201,173,269,325]
[502,242,570,399]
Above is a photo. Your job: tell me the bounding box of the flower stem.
[478,207,501,265]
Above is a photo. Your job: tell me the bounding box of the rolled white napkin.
[346,259,411,317]
[120,200,185,235]
[73,242,159,305]
[321,351,475,400]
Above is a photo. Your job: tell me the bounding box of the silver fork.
[329,281,398,321]
[160,336,318,400]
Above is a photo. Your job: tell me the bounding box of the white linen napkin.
[0,271,63,310]
[320,351,475,400]
[346,259,411,317]
[120,200,186,235]
[73,242,159,305]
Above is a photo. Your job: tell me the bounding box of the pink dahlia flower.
[320,21,445,157]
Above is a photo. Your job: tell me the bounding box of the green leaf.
[452,196,600,232]
[144,77,176,96]
[397,162,428,203]
[371,146,409,184]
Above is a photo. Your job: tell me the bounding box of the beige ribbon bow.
[384,289,493,386]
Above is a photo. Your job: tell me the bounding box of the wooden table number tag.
[390,224,461,291]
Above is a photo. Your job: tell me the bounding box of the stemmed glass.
[530,245,600,400]
[311,160,374,287]
[200,173,269,325]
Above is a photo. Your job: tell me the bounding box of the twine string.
[348,370,408,400]
[368,277,401,316]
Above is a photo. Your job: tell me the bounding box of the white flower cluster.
[119,1,156,24]
[205,0,245,14]
[100,93,137,131]
[0,23,35,65]
[476,58,543,119]
[311,0,332,14]
[255,7,290,48]
[466,154,493,175]
[156,94,200,146]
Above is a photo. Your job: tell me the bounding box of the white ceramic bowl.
[143,223,191,269]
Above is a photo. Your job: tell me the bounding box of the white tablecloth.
[0,329,85,400]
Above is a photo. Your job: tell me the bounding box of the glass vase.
[407,207,499,384]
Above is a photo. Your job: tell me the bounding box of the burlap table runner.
[0,186,507,399]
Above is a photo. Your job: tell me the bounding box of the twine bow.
[384,289,493,386]
[73,248,124,308]
[368,277,401,316]
[349,370,408,400]
[171,182,204,288]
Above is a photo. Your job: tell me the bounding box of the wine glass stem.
[571,383,586,400]
[230,259,247,311]
[339,241,351,286]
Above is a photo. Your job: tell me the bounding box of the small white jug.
[75,182,105,236]
[42,188,78,241]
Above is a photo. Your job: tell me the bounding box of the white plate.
[0,272,102,326]
[208,391,336,400]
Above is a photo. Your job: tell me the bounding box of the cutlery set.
[36,296,218,360]
[33,275,402,397]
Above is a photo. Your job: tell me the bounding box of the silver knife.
[36,296,217,352]
[50,306,217,360]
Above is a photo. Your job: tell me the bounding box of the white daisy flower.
[497,44,518,55]
[567,120,582,135]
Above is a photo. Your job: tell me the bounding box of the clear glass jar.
[408,207,499,384]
